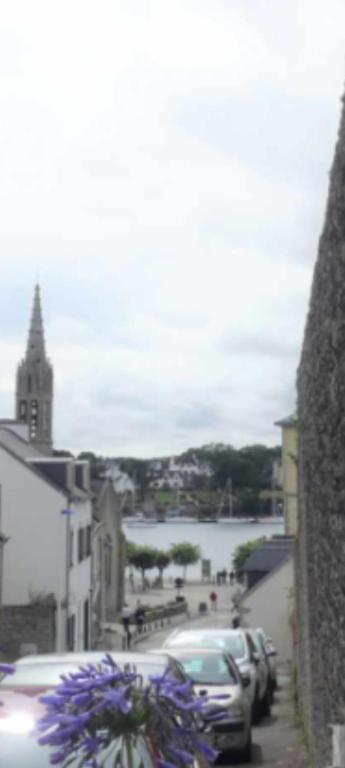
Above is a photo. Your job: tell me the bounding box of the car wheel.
[251,687,261,725]
[261,687,271,717]
[239,732,252,762]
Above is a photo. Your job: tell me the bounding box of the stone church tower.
[16,285,53,454]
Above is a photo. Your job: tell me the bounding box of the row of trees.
[126,540,201,587]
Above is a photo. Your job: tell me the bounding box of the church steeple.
[16,285,53,455]
[26,284,46,362]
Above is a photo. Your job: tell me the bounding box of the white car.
[164,647,252,761]
[163,627,270,723]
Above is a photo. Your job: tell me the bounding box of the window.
[19,400,27,421]
[178,654,237,685]
[105,537,112,585]
[43,401,49,430]
[30,400,38,438]
[69,529,74,567]
[27,374,32,393]
[67,614,75,651]
[78,528,84,562]
[86,524,91,557]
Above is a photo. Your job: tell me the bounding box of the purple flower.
[0,663,15,675]
[37,656,224,768]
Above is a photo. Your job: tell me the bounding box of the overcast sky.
[0,1,344,457]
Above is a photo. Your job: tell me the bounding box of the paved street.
[130,589,309,768]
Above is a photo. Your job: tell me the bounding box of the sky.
[0,0,344,457]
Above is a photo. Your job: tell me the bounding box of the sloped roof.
[275,414,297,428]
[242,535,294,573]
[239,553,293,602]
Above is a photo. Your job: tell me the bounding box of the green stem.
[125,734,134,768]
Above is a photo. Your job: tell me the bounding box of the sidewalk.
[125,579,238,616]
[102,580,238,650]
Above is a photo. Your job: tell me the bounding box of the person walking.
[134,600,145,635]
[209,590,218,611]
[121,603,132,649]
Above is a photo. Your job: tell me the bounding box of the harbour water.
[123,520,284,580]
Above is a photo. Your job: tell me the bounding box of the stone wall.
[0,603,56,660]
[297,93,345,766]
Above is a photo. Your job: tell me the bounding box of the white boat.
[124,512,157,528]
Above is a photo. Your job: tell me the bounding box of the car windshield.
[0,660,174,689]
[177,654,238,685]
[167,633,246,660]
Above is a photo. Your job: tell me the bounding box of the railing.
[121,600,189,650]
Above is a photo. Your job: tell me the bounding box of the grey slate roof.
[242,535,294,573]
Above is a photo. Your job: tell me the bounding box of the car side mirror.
[241,674,251,689]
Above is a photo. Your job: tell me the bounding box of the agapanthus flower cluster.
[37,654,228,768]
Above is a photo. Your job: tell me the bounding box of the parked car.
[163,628,269,723]
[0,651,210,768]
[254,628,278,692]
[162,647,252,760]
[3,650,186,687]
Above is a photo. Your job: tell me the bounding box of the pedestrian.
[209,590,218,611]
[134,600,145,634]
[221,568,227,584]
[121,603,131,648]
[229,571,235,585]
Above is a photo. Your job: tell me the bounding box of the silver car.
[254,628,278,692]
[163,627,268,723]
[165,647,252,760]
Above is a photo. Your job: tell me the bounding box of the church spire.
[26,284,46,362]
[15,285,53,454]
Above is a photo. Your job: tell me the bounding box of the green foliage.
[155,550,171,573]
[232,537,266,572]
[129,545,157,575]
[125,539,138,565]
[170,542,201,579]
[126,540,171,581]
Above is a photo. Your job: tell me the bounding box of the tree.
[154,551,171,586]
[130,545,157,588]
[170,542,201,580]
[125,539,138,566]
[232,537,266,574]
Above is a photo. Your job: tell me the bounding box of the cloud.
[0,0,344,455]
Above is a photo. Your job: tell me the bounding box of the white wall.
[241,558,294,663]
[0,446,92,652]
[69,496,92,651]
[0,445,67,650]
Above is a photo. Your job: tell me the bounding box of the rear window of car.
[167,633,245,660]
[178,654,238,685]
[0,661,175,689]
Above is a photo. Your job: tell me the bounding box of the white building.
[0,426,92,652]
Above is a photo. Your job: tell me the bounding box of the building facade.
[0,431,92,653]
[275,415,298,535]
[16,284,53,455]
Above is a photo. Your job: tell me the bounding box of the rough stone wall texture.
[297,95,345,766]
[0,604,56,660]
